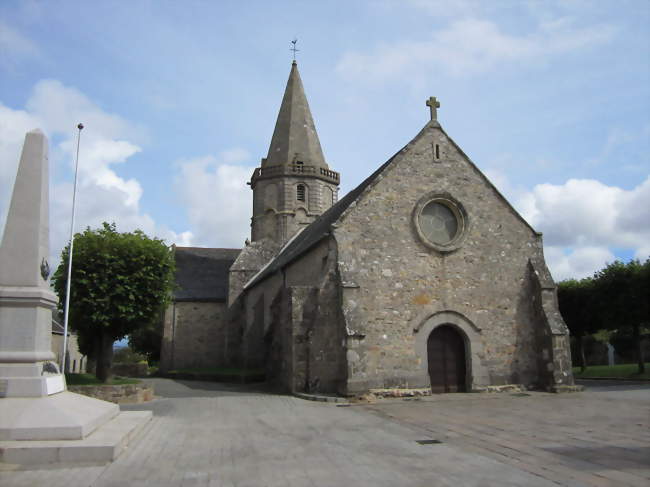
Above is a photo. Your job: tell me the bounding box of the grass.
[65,372,141,386]
[572,363,650,380]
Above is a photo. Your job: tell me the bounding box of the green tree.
[53,223,175,382]
[557,277,600,372]
[593,259,649,374]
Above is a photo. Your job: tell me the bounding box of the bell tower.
[248,61,340,245]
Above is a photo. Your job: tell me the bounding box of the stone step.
[0,410,152,465]
[0,391,120,441]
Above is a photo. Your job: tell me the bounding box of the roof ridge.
[175,246,241,251]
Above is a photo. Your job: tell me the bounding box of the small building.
[51,317,86,373]
[159,246,240,373]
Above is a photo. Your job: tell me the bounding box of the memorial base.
[0,390,119,441]
[0,364,65,397]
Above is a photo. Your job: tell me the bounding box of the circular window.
[419,202,458,245]
[413,193,468,252]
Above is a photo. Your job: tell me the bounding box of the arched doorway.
[427,325,467,393]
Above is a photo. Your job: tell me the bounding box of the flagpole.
[61,123,84,373]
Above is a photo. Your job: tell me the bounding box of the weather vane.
[290,38,299,61]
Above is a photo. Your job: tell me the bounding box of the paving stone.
[0,379,647,487]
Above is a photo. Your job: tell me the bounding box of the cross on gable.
[426,96,440,121]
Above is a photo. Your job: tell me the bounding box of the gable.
[335,121,538,238]
[245,120,539,290]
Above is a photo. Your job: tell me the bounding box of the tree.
[557,278,600,372]
[53,223,175,382]
[593,259,649,374]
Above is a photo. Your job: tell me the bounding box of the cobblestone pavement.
[1,379,648,487]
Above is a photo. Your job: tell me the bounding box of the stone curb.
[160,372,266,383]
[68,384,154,404]
[577,377,650,382]
[293,392,349,404]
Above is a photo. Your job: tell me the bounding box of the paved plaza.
[1,378,648,487]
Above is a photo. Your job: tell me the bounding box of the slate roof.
[52,317,65,334]
[51,313,75,336]
[173,247,241,302]
[245,150,401,289]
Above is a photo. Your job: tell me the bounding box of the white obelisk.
[0,129,63,397]
[0,130,120,445]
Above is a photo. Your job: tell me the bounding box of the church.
[160,61,575,396]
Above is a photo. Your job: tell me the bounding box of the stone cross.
[426,96,440,121]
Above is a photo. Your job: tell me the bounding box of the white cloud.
[519,177,650,248]
[513,176,650,280]
[174,153,252,248]
[337,17,615,80]
[543,246,616,281]
[0,79,192,272]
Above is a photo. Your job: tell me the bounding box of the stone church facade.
[160,62,575,395]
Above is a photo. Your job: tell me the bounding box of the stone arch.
[414,310,488,391]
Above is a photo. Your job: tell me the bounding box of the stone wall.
[334,122,572,393]
[265,286,309,392]
[261,239,347,394]
[228,239,280,306]
[251,177,338,245]
[240,272,282,370]
[528,259,575,390]
[68,383,153,404]
[292,242,347,394]
[112,362,148,377]
[159,301,231,372]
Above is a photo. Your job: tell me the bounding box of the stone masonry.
[333,121,572,393]
[159,61,574,397]
[236,116,574,396]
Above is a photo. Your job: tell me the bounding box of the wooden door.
[427,325,466,393]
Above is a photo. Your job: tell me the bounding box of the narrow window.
[297,184,306,202]
[295,160,304,172]
[435,144,440,159]
[73,359,77,372]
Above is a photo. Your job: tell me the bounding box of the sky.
[0,0,649,282]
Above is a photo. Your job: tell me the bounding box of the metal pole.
[61,123,84,373]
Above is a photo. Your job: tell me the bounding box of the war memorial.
[0,129,151,464]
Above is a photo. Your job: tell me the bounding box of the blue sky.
[1,0,648,281]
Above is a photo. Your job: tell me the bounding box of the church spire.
[248,61,339,245]
[263,61,328,169]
